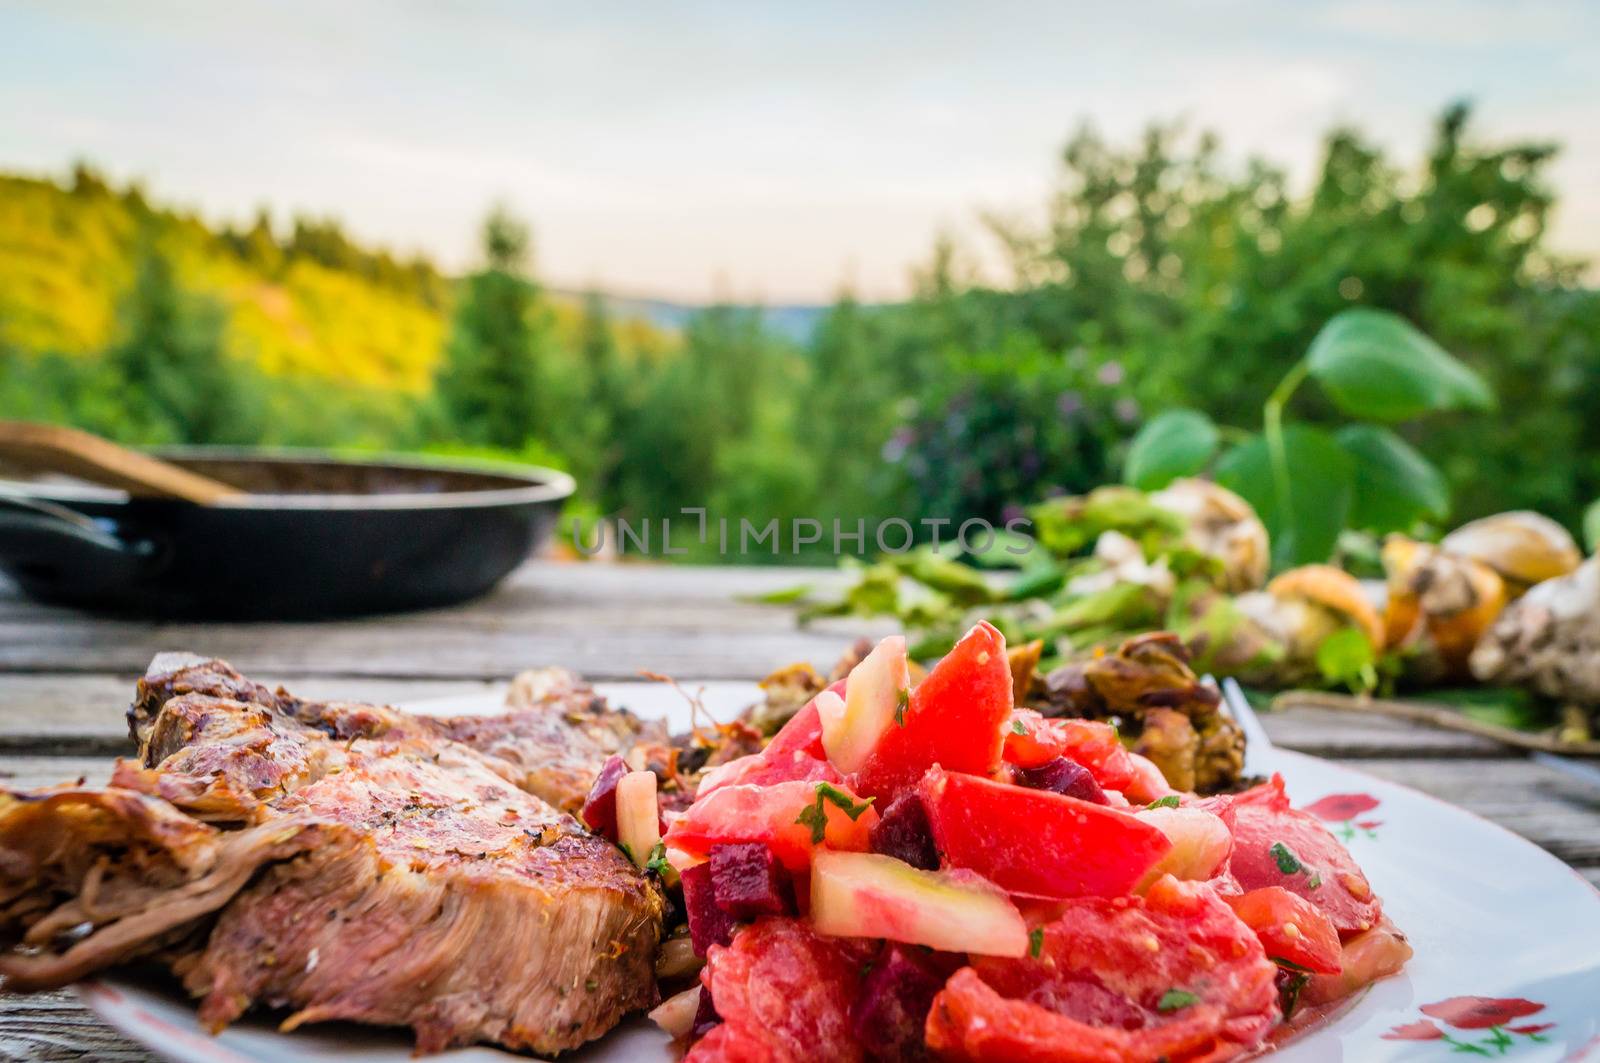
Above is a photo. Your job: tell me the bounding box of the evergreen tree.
[104,241,253,444]
[575,291,628,508]
[435,206,549,449]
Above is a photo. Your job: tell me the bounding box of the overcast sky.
[3,1,1596,303]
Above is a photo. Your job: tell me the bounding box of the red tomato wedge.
[665,779,879,873]
[1222,886,1343,975]
[1228,800,1382,939]
[999,709,1065,769]
[1301,917,1412,1008]
[919,767,1171,900]
[926,877,1280,1063]
[852,622,1012,801]
[696,688,846,797]
[686,917,872,1063]
[1001,710,1173,801]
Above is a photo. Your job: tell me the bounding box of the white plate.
[80,683,1600,1062]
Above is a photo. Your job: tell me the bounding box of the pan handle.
[0,494,160,578]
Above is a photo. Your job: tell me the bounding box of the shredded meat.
[2,655,665,1055]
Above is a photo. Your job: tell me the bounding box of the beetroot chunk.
[1014,756,1107,804]
[692,983,722,1039]
[581,755,630,838]
[851,943,949,1061]
[709,843,791,920]
[868,790,939,871]
[682,861,738,956]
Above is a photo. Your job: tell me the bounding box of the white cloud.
[1,0,1595,299]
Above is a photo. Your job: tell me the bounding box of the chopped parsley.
[1306,872,1322,890]
[1157,988,1198,1012]
[1272,957,1312,973]
[1028,928,1044,958]
[1277,968,1312,1018]
[644,842,672,878]
[1011,718,1027,736]
[796,783,877,843]
[895,688,910,727]
[1269,841,1304,875]
[1146,795,1180,810]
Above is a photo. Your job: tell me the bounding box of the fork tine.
[1218,677,1275,776]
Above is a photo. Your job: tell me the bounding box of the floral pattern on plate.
[1303,791,1383,841]
[1384,996,1554,1055]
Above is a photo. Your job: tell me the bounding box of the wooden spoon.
[0,422,244,504]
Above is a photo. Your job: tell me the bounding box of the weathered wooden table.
[1,560,1597,1061]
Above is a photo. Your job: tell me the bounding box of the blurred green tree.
[435,207,551,450]
[104,241,256,444]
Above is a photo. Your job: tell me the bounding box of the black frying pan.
[0,447,574,619]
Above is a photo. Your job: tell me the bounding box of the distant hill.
[555,289,831,344]
[0,168,828,395]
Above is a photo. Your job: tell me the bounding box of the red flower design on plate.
[1421,997,1545,1030]
[1384,1020,1445,1040]
[1387,996,1555,1055]
[1302,793,1380,821]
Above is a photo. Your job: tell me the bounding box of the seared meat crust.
[5,656,665,1055]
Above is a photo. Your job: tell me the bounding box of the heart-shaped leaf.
[1336,424,1450,533]
[1215,427,1354,569]
[1123,409,1219,490]
[1306,309,1494,422]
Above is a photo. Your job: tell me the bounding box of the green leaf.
[1335,425,1450,533]
[1123,409,1219,490]
[895,549,997,606]
[1157,988,1199,1012]
[964,530,1039,568]
[1215,427,1354,568]
[1315,626,1378,693]
[1305,309,1494,422]
[797,782,877,842]
[747,583,813,605]
[1268,841,1304,875]
[1005,561,1066,601]
[1585,498,1600,554]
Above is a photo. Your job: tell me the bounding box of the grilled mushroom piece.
[1381,537,1507,682]
[1470,556,1600,706]
[1441,511,1582,595]
[1234,565,1384,685]
[1150,478,1272,593]
[1031,632,1246,794]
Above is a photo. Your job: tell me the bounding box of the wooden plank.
[1331,757,1600,866]
[0,992,154,1061]
[0,560,888,681]
[1260,706,1510,759]
[0,758,116,789]
[0,675,507,755]
[0,561,852,625]
[0,619,885,681]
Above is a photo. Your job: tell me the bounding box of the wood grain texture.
[0,992,152,1062]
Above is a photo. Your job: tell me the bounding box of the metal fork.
[1218,674,1600,794]
[1217,677,1275,776]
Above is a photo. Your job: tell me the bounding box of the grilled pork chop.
[0,656,666,1055]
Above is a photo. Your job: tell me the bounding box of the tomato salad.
[591,622,1412,1062]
